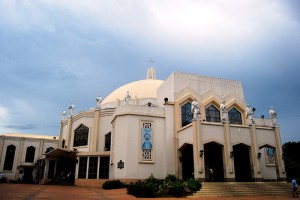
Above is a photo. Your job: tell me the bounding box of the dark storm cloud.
[0,0,299,141]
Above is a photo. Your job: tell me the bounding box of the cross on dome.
[146,58,156,79]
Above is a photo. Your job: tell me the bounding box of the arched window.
[228,107,242,124]
[181,102,193,127]
[4,145,16,170]
[25,146,36,163]
[205,104,221,122]
[74,124,89,147]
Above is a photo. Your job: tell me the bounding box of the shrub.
[127,174,196,198]
[127,180,158,197]
[165,174,177,183]
[102,180,126,190]
[186,178,202,191]
[170,181,185,197]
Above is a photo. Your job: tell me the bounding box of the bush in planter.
[165,174,177,183]
[170,181,185,197]
[186,178,202,191]
[127,174,191,198]
[102,180,126,190]
[127,180,158,197]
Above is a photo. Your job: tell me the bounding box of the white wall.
[112,113,167,179]
[230,126,251,146]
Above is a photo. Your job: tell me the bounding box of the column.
[223,122,235,181]
[65,117,73,149]
[274,127,286,181]
[58,121,64,148]
[196,119,205,181]
[44,158,49,181]
[90,109,100,152]
[192,120,200,179]
[16,138,25,179]
[249,125,262,181]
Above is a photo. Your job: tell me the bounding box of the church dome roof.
[101,67,164,105]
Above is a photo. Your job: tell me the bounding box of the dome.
[102,79,164,105]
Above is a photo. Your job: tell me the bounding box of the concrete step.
[191,182,291,197]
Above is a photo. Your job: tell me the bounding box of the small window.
[78,157,87,179]
[228,107,242,124]
[181,102,193,127]
[205,104,221,122]
[104,132,111,151]
[4,145,16,170]
[74,124,89,147]
[25,146,36,163]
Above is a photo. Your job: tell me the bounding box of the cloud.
[5,124,37,130]
[0,105,9,122]
[0,0,299,142]
[29,0,292,52]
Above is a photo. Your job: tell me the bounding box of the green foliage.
[102,180,126,190]
[127,180,158,197]
[283,141,300,181]
[127,174,202,198]
[186,178,202,191]
[170,181,185,197]
[165,174,177,182]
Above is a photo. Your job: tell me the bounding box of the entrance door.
[99,157,110,179]
[233,144,252,181]
[24,167,33,183]
[181,144,194,180]
[204,142,224,181]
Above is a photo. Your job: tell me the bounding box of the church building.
[1,66,287,187]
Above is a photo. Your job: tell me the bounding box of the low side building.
[0,133,58,182]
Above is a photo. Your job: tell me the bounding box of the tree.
[282,141,300,181]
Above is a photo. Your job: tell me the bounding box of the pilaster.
[274,127,286,181]
[16,138,24,179]
[223,121,235,181]
[196,119,205,180]
[90,109,100,152]
[65,117,73,149]
[249,125,262,181]
[58,121,64,148]
[192,119,200,179]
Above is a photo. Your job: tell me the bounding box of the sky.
[0,0,299,143]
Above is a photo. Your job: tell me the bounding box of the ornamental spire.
[146,58,156,79]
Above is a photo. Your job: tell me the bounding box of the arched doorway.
[181,144,194,180]
[233,143,252,181]
[204,142,224,181]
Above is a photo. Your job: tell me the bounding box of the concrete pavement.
[0,183,296,200]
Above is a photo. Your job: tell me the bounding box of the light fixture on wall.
[164,97,168,103]
[199,150,204,157]
[257,152,262,159]
[230,151,234,158]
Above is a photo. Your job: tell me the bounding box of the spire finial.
[146,58,156,79]
[148,58,154,66]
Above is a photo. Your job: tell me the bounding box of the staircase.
[191,182,291,197]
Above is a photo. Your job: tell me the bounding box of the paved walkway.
[0,183,296,200]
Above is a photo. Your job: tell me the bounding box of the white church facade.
[0,67,286,186]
